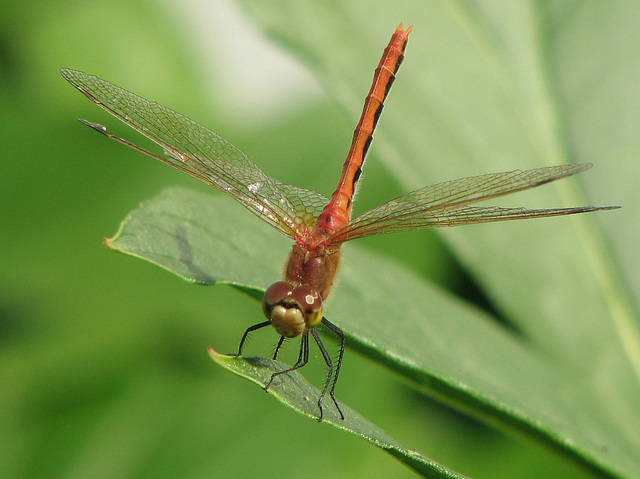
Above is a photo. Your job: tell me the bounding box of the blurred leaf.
[235,0,640,476]
[209,348,468,479]
[84,0,639,478]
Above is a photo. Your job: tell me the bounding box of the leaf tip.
[207,345,220,360]
[207,345,230,364]
[103,236,116,249]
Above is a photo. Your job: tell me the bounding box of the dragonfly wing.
[346,205,613,239]
[61,68,327,239]
[333,164,617,242]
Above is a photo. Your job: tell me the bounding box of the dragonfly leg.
[311,318,344,421]
[265,330,309,390]
[272,336,286,360]
[235,320,271,356]
[290,333,307,368]
[320,317,346,420]
[311,329,332,421]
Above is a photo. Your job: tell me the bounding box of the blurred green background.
[1,0,636,478]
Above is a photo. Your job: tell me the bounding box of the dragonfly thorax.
[263,281,323,338]
[285,244,341,301]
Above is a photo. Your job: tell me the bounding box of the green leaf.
[209,348,468,479]
[108,184,635,478]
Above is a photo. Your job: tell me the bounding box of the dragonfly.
[61,24,618,421]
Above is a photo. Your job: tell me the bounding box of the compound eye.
[263,281,294,319]
[293,286,323,328]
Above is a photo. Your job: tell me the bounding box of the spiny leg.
[235,320,271,356]
[265,330,310,390]
[321,317,346,420]
[290,333,307,368]
[311,329,333,421]
[272,336,286,360]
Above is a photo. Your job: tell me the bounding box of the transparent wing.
[61,68,328,239]
[331,164,618,243]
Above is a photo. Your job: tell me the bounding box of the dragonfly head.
[263,281,323,338]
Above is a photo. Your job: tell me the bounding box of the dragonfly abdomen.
[316,25,412,236]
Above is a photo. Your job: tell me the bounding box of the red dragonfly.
[61,24,617,420]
